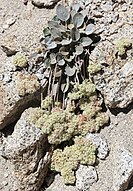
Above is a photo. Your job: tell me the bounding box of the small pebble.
[4,173,9,178]
[2,181,8,186]
[6,17,16,26]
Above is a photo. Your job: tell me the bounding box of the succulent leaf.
[71,3,81,12]
[58,59,65,66]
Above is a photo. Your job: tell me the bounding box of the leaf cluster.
[41,3,97,103]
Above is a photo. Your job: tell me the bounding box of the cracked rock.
[0,58,41,129]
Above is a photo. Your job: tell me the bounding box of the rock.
[89,40,133,108]
[3,17,16,29]
[1,45,18,57]
[76,165,98,191]
[86,133,109,159]
[1,108,50,191]
[32,0,60,8]
[45,174,78,191]
[0,59,41,129]
[113,147,133,191]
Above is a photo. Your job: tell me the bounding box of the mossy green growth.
[68,80,96,100]
[116,38,132,56]
[51,136,96,184]
[28,108,44,124]
[41,96,53,110]
[35,80,109,144]
[88,61,102,74]
[36,108,79,145]
[16,73,40,96]
[13,53,28,68]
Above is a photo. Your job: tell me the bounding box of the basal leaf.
[73,13,84,28]
[58,59,65,66]
[81,37,93,47]
[65,65,76,76]
[56,4,70,22]
[86,24,95,35]
[71,3,81,12]
[47,42,57,49]
[50,53,56,64]
[51,28,62,38]
[64,54,75,62]
[48,21,59,29]
[45,36,57,49]
[59,47,69,56]
[75,45,84,55]
[61,38,72,45]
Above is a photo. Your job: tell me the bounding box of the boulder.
[1,108,50,191]
[89,40,133,108]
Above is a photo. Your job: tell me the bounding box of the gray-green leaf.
[73,13,84,28]
[45,36,57,49]
[56,53,65,66]
[59,47,69,56]
[81,37,93,47]
[64,55,75,62]
[51,28,62,38]
[86,24,95,35]
[75,45,84,55]
[56,4,70,22]
[71,3,81,12]
[61,38,72,45]
[65,65,76,76]
[50,53,56,64]
[48,21,59,29]
[58,59,65,66]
